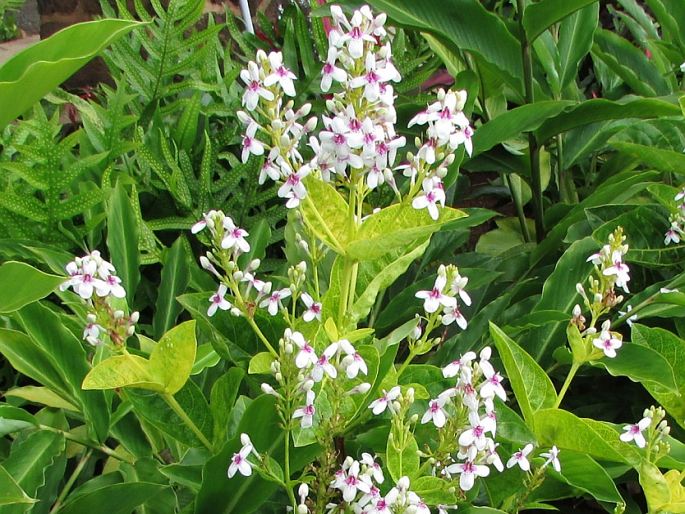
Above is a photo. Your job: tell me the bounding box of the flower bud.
[275,372,283,382]
[127,325,136,336]
[410,414,419,424]
[230,307,242,317]
[240,433,252,446]
[233,271,244,281]
[285,342,294,354]
[130,311,140,324]
[87,313,97,323]
[114,310,125,319]
[297,506,308,514]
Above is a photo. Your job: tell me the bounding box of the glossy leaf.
[210,368,245,447]
[551,450,623,503]
[0,19,144,129]
[631,324,685,428]
[4,386,78,412]
[534,408,642,466]
[148,321,197,395]
[611,142,685,175]
[594,341,678,392]
[490,322,556,426]
[82,354,163,391]
[153,237,191,339]
[348,205,466,261]
[363,0,523,94]
[523,0,598,42]
[15,301,110,442]
[0,262,64,313]
[107,180,140,303]
[0,404,37,437]
[473,101,572,156]
[0,466,35,506]
[57,482,166,514]
[300,177,350,254]
[558,3,600,88]
[248,352,275,375]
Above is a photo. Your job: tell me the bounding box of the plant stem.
[505,174,531,243]
[50,449,92,514]
[38,424,134,464]
[517,0,545,242]
[553,361,581,409]
[284,428,296,510]
[162,393,213,451]
[246,316,279,358]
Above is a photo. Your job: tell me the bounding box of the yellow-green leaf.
[82,354,164,392]
[148,320,197,394]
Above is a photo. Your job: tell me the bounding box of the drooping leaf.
[549,450,624,504]
[0,262,64,313]
[523,0,598,42]
[0,19,144,129]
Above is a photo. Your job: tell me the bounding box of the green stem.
[50,449,92,514]
[505,174,531,243]
[162,393,213,451]
[246,316,279,358]
[38,424,133,464]
[284,428,296,510]
[553,361,581,409]
[517,0,545,242]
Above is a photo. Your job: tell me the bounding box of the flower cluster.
[61,251,137,347]
[664,187,685,245]
[268,330,370,429]
[61,250,126,300]
[416,264,471,330]
[573,227,630,355]
[236,3,474,222]
[329,461,429,514]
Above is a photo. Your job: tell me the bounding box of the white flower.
[341,342,368,379]
[415,272,456,314]
[321,47,347,92]
[445,460,490,491]
[337,460,372,502]
[620,416,651,448]
[241,122,265,163]
[369,386,401,415]
[618,305,638,327]
[442,351,476,379]
[311,343,338,382]
[421,397,448,428]
[458,411,489,450]
[291,331,318,369]
[278,166,310,208]
[479,365,507,402]
[412,177,446,220]
[603,250,630,293]
[450,273,471,306]
[240,60,274,111]
[540,445,561,472]
[485,440,504,472]
[263,52,296,96]
[208,284,232,316]
[293,390,316,428]
[361,453,384,484]
[592,321,623,358]
[506,443,534,471]
[441,304,467,329]
[96,274,127,298]
[259,287,292,316]
[227,438,254,478]
[221,218,250,253]
[301,293,322,322]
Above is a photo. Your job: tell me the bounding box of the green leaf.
[82,354,163,391]
[0,466,35,506]
[412,476,459,505]
[534,408,642,466]
[57,482,166,514]
[362,0,523,94]
[593,342,678,392]
[351,239,430,323]
[611,142,685,175]
[237,219,271,270]
[631,324,685,429]
[347,205,466,260]
[0,404,37,436]
[386,432,420,483]
[248,352,275,375]
[0,328,72,401]
[210,368,244,447]
[191,344,221,375]
[153,237,191,339]
[196,395,320,514]
[473,101,573,156]
[15,301,110,442]
[300,177,351,254]
[550,450,624,504]
[557,3,600,89]
[0,19,144,129]
[126,379,212,448]
[4,386,78,412]
[0,430,64,512]
[523,0,598,42]
[148,321,197,395]
[107,180,140,303]
[489,323,556,427]
[0,262,64,313]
